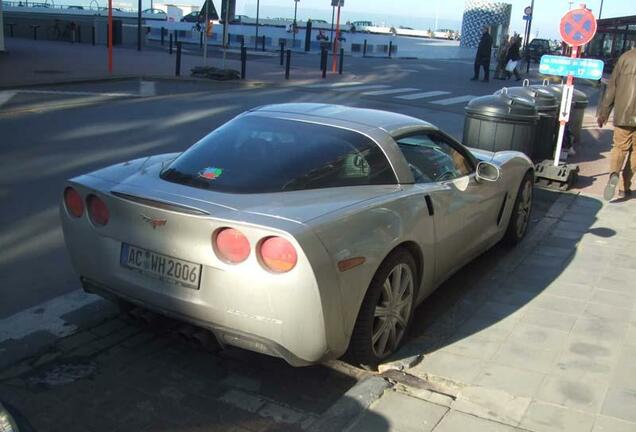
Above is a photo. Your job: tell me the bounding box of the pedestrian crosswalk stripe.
[394,91,450,100]
[304,82,364,89]
[362,88,420,96]
[333,85,391,92]
[430,95,476,105]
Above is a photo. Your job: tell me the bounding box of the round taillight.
[64,187,84,218]
[214,228,250,264]
[87,195,110,226]
[259,237,297,273]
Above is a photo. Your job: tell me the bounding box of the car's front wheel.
[350,250,417,369]
[503,172,534,245]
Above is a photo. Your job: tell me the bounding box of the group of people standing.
[472,26,522,82]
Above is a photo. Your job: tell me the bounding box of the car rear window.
[160,115,397,193]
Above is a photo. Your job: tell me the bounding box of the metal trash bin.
[463,91,539,157]
[494,86,559,160]
[531,83,589,146]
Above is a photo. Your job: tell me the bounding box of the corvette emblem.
[141,214,167,229]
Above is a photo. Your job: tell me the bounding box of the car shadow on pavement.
[392,189,609,373]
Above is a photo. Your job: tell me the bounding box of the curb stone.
[307,376,391,432]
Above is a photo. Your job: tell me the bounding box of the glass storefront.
[586,15,636,71]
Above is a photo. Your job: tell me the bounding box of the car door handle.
[425,195,434,216]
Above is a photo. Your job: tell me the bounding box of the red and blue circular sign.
[560,8,597,47]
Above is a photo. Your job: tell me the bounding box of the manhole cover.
[32,70,67,74]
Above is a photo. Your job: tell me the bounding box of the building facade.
[460,0,512,48]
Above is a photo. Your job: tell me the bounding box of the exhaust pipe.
[191,329,222,352]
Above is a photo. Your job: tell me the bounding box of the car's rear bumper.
[80,277,316,366]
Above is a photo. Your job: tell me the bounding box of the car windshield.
[160,115,396,193]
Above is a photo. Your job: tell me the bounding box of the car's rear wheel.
[350,250,416,369]
[503,172,533,245]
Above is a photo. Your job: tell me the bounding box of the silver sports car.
[61,104,534,367]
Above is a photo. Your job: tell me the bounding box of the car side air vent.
[111,191,210,216]
[497,193,508,226]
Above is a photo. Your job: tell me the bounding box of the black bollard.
[31,25,39,41]
[200,31,203,48]
[280,41,285,66]
[261,35,266,52]
[161,27,165,45]
[169,33,173,54]
[92,26,95,45]
[227,33,231,48]
[175,42,182,76]
[304,19,312,52]
[388,40,393,58]
[8,23,15,38]
[77,25,81,43]
[240,35,244,50]
[241,46,247,79]
[285,49,291,80]
[339,48,344,74]
[320,47,325,71]
[363,39,367,57]
[322,50,327,79]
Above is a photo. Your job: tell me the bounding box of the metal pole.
[285,49,291,79]
[161,27,164,45]
[331,3,341,72]
[293,0,298,42]
[553,46,578,167]
[329,5,335,43]
[241,46,246,79]
[598,0,604,19]
[203,0,209,65]
[169,33,173,54]
[222,0,229,69]
[255,0,260,50]
[137,0,141,51]
[322,49,327,78]
[363,39,367,57]
[339,47,344,74]
[280,41,285,65]
[524,0,535,74]
[108,0,113,72]
[388,40,392,58]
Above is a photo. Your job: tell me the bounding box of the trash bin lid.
[530,84,589,108]
[494,86,559,111]
[465,92,538,121]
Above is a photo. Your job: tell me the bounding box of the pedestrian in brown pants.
[597,47,636,201]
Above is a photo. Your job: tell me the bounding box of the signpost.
[552,5,599,167]
[331,0,343,73]
[108,0,113,73]
[539,55,604,79]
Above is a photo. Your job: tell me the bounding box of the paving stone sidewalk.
[345,191,636,432]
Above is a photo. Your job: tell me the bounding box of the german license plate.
[120,243,202,290]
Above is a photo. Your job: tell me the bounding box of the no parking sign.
[560,7,597,47]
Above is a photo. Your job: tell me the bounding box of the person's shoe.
[604,173,620,201]
[470,77,478,81]
[618,189,632,198]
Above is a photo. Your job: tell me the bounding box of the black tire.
[503,171,534,245]
[349,249,417,370]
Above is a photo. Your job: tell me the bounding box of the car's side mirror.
[476,161,501,183]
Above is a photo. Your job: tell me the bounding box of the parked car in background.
[181,11,202,23]
[433,28,455,39]
[61,104,534,368]
[525,38,555,62]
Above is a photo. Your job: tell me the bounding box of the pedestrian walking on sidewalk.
[597,47,636,201]
[505,35,522,81]
[494,35,511,80]
[471,26,492,82]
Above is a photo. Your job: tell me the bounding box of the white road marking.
[0,290,103,343]
[139,80,156,97]
[333,84,391,92]
[0,91,17,108]
[362,87,419,96]
[394,90,450,100]
[18,89,134,97]
[304,81,363,88]
[430,95,476,105]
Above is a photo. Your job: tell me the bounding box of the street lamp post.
[598,0,604,19]
[255,0,260,50]
[293,0,298,42]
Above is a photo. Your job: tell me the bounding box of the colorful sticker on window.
[198,167,224,180]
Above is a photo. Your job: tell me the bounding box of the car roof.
[250,103,436,136]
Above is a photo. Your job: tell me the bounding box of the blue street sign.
[539,55,605,80]
[523,15,531,21]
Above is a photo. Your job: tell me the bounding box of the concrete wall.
[460,0,511,48]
